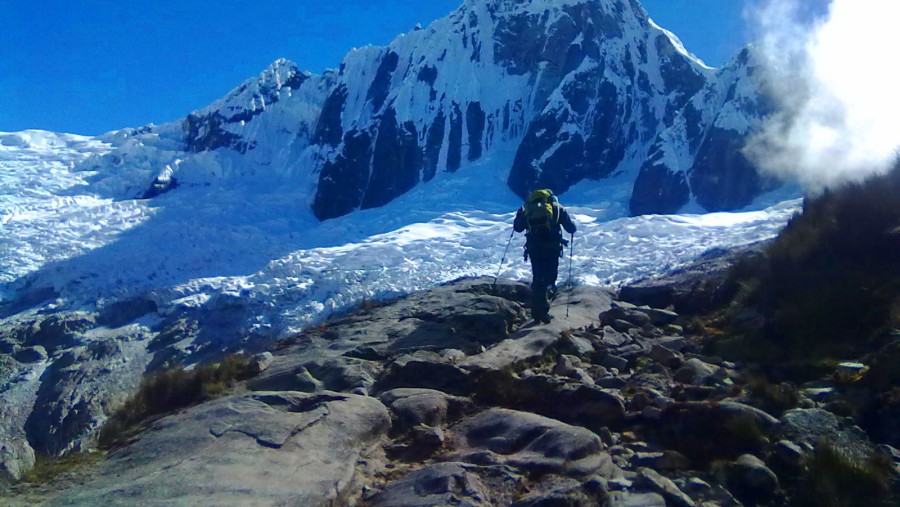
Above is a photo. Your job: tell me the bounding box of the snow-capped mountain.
[79,0,774,220]
[0,0,797,483]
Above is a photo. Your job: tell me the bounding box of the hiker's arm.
[513,207,527,232]
[560,207,577,234]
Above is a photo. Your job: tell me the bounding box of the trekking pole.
[566,232,575,318]
[493,229,516,286]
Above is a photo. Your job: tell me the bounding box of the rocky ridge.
[5,275,897,505]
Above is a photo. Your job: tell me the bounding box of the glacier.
[1,129,798,336]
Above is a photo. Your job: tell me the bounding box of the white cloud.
[744,0,900,191]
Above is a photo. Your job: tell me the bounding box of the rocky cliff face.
[630,47,778,214]
[85,0,776,218]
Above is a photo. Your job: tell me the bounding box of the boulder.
[0,437,35,486]
[452,408,616,477]
[46,391,391,506]
[641,308,680,327]
[476,372,625,431]
[718,454,780,506]
[376,356,475,396]
[379,388,472,431]
[657,402,779,463]
[673,358,721,385]
[249,356,381,393]
[779,408,874,463]
[635,468,695,507]
[648,344,683,369]
[386,424,446,461]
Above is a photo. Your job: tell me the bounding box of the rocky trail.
[4,273,900,506]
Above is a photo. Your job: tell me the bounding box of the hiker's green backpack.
[524,189,559,234]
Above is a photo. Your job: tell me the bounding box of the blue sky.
[1,0,751,135]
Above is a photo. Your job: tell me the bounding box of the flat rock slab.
[460,286,613,372]
[43,391,390,506]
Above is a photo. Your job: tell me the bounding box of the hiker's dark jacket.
[513,202,577,253]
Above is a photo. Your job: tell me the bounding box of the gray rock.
[248,351,274,374]
[377,357,475,396]
[561,333,595,356]
[372,462,490,506]
[602,354,629,372]
[635,468,695,507]
[386,424,446,461]
[378,387,471,431]
[663,324,683,335]
[461,285,613,373]
[12,346,47,364]
[608,492,667,507]
[553,355,580,377]
[250,355,380,393]
[0,339,17,354]
[24,314,95,355]
[780,408,874,463]
[304,356,381,392]
[682,477,712,494]
[673,358,720,385]
[47,391,391,506]
[648,344,683,369]
[611,319,639,333]
[773,439,806,468]
[453,408,616,477]
[719,454,780,506]
[440,348,467,363]
[642,308,680,327]
[477,372,626,431]
[0,437,35,486]
[658,401,779,463]
[24,338,151,457]
[600,307,652,328]
[601,326,632,347]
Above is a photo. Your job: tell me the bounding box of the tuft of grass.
[748,376,801,415]
[721,412,768,452]
[99,354,254,448]
[791,442,894,507]
[19,451,104,485]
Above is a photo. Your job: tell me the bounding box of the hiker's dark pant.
[528,246,560,319]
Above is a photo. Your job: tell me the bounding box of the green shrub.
[722,161,900,360]
[791,442,894,507]
[99,354,254,448]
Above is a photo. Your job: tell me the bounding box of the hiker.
[513,189,577,323]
